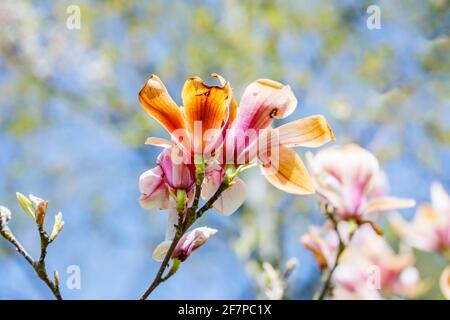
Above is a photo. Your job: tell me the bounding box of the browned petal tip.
[187,74,230,90]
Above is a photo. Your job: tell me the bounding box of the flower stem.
[315,214,355,300]
[139,179,231,300]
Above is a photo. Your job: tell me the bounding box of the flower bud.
[172,227,217,261]
[29,195,48,226]
[139,166,170,210]
[0,206,12,225]
[16,192,35,219]
[50,212,64,242]
[157,147,195,190]
[54,270,60,287]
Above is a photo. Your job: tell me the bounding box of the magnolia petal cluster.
[391,182,450,253]
[138,74,335,214]
[333,225,423,300]
[302,224,423,299]
[307,144,415,221]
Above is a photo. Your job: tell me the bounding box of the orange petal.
[182,74,232,138]
[276,115,335,148]
[260,145,315,195]
[139,75,187,133]
[362,196,416,215]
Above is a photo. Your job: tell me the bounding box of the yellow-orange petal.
[182,74,232,138]
[260,145,315,195]
[138,75,187,133]
[276,115,335,148]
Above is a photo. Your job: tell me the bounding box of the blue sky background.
[0,0,449,299]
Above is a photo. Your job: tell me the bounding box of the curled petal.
[139,166,170,210]
[260,145,314,195]
[276,115,335,148]
[172,227,217,261]
[440,265,450,300]
[139,75,187,134]
[233,79,297,131]
[362,196,416,215]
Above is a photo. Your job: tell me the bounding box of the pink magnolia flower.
[332,225,423,300]
[140,75,335,209]
[307,144,415,222]
[172,226,218,261]
[302,224,423,299]
[391,182,450,253]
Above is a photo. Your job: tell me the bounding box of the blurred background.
[0,0,449,299]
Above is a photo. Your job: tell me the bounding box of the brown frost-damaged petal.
[139,75,187,133]
[182,74,232,136]
[260,145,315,195]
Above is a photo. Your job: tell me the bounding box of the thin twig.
[316,213,350,300]
[0,222,62,300]
[139,180,231,300]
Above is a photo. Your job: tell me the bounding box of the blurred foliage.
[0,0,449,299]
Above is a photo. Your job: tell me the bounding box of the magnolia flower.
[139,74,335,217]
[391,182,450,253]
[307,144,415,222]
[152,226,217,262]
[440,265,450,300]
[332,225,423,300]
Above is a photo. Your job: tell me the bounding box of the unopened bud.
[54,270,60,287]
[49,212,64,241]
[0,206,12,225]
[35,200,48,226]
[16,192,35,219]
[285,258,299,272]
